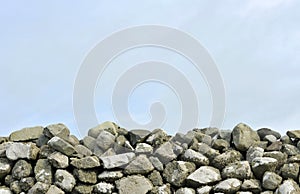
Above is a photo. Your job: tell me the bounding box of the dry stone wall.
[0,122,300,193]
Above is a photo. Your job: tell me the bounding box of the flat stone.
[0,158,12,179]
[100,152,135,169]
[46,185,64,194]
[149,156,164,171]
[266,141,283,151]
[163,161,196,187]
[6,142,39,160]
[82,136,97,151]
[73,169,97,184]
[48,136,75,156]
[124,154,154,175]
[264,135,277,143]
[9,126,43,142]
[70,156,100,169]
[116,175,153,194]
[257,128,281,140]
[186,166,221,187]
[222,161,253,180]
[94,182,115,194]
[214,178,241,194]
[73,185,94,194]
[275,179,300,194]
[96,130,116,151]
[135,143,153,154]
[181,149,209,166]
[287,130,300,139]
[262,171,282,190]
[88,121,118,138]
[98,171,124,182]
[12,160,32,179]
[34,159,52,184]
[44,123,70,139]
[55,169,76,192]
[48,151,69,168]
[74,145,92,157]
[251,157,278,179]
[232,123,260,151]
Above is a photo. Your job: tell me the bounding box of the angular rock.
[116,175,153,194]
[222,161,252,180]
[55,169,76,192]
[246,146,264,163]
[186,166,221,187]
[6,142,39,160]
[280,163,299,180]
[82,136,97,151]
[175,188,195,194]
[232,123,260,151]
[214,178,241,194]
[251,157,278,179]
[0,158,12,179]
[19,177,35,191]
[263,151,287,169]
[46,185,64,194]
[88,121,118,138]
[190,142,220,162]
[44,123,70,139]
[149,156,164,171]
[9,126,43,142]
[73,185,94,194]
[48,151,69,168]
[218,129,232,143]
[197,186,212,194]
[124,154,154,175]
[287,130,300,139]
[73,169,97,184]
[212,139,230,150]
[275,179,300,194]
[96,130,115,151]
[148,170,163,186]
[181,149,209,166]
[128,129,151,145]
[94,182,115,194]
[257,128,281,140]
[146,128,169,147]
[150,184,171,194]
[70,156,100,169]
[98,171,124,182]
[135,143,153,154]
[48,136,75,156]
[266,141,283,151]
[28,182,50,194]
[12,160,32,179]
[74,145,93,157]
[34,159,52,184]
[212,150,243,169]
[262,171,282,190]
[281,144,300,156]
[100,152,135,169]
[163,161,196,187]
[241,179,262,193]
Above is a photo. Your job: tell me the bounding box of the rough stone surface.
[186,166,221,187]
[116,175,153,194]
[262,171,282,190]
[124,154,154,175]
[214,178,242,194]
[55,169,76,192]
[48,136,75,156]
[232,123,260,151]
[9,126,43,142]
[6,142,39,160]
[70,156,100,169]
[100,152,135,169]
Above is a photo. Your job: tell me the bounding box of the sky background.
[1,0,300,138]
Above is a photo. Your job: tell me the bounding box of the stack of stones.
[1,122,300,194]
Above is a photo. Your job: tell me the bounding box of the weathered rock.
[116,175,153,194]
[129,129,151,145]
[96,130,115,151]
[93,182,114,194]
[154,141,183,163]
[191,131,212,145]
[146,129,169,147]
[266,141,283,151]
[257,128,281,140]
[263,151,287,169]
[241,179,262,193]
[48,136,75,156]
[0,158,12,179]
[11,160,32,179]
[280,135,292,144]
[197,127,220,138]
[73,184,94,194]
[232,123,260,151]
[34,159,52,184]
[186,166,221,187]
[124,154,154,174]
[149,156,164,171]
[163,161,195,187]
[246,146,264,163]
[28,182,50,194]
[222,161,252,180]
[214,178,242,194]
[196,186,212,194]
[46,185,64,194]
[287,130,300,139]
[74,144,93,157]
[175,188,195,194]
[150,184,171,194]
[148,170,163,186]
[44,123,70,139]
[212,150,243,169]
[6,142,39,160]
[48,151,69,168]
[191,142,220,162]
[275,179,300,194]
[212,139,230,150]
[10,181,21,194]
[9,126,43,142]
[70,156,100,169]
[73,169,97,184]
[55,169,76,192]
[0,186,12,194]
[218,129,232,143]
[181,149,209,166]
[251,157,277,179]
[98,171,123,182]
[19,177,35,191]
[100,152,135,169]
[280,163,299,180]
[262,171,282,190]
[135,143,153,154]
[264,135,277,144]
[281,144,300,156]
[88,121,117,138]
[81,136,97,151]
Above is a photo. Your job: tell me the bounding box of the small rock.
[116,175,153,194]
[19,177,35,191]
[222,161,253,180]
[246,146,264,163]
[48,152,69,168]
[263,151,287,169]
[280,135,292,144]
[148,170,163,186]
[34,159,52,184]
[44,123,70,139]
[214,178,241,194]
[124,154,154,175]
[9,126,43,142]
[135,143,153,154]
[287,130,300,139]
[73,169,97,184]
[175,188,195,194]
[232,123,260,151]
[94,182,114,194]
[212,139,230,150]
[196,186,212,194]
[0,158,12,179]
[280,163,299,180]
[181,149,209,166]
[257,128,281,140]
[98,171,123,182]
[150,184,171,194]
[186,166,221,187]
[241,179,262,193]
[88,121,117,138]
[48,136,75,156]
[251,157,278,179]
[281,144,300,156]
[262,171,282,190]
[46,185,64,194]
[0,186,13,194]
[266,141,283,151]
[190,143,220,162]
[74,145,92,157]
[6,142,39,160]
[149,156,164,171]
[264,135,277,144]
[82,136,97,151]
[100,152,135,169]
[55,169,76,192]
[129,129,151,145]
[70,156,100,169]
[73,185,94,194]
[28,182,50,194]
[146,128,169,147]
[96,130,116,151]
[212,150,243,169]
[191,131,211,145]
[218,129,232,143]
[12,160,32,179]
[275,179,300,194]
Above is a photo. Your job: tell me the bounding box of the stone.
[44,123,70,139]
[19,177,35,191]
[186,166,221,187]
[148,170,163,186]
[73,185,94,194]
[197,186,212,194]
[28,182,50,194]
[46,185,64,194]
[124,154,154,175]
[163,161,196,187]
[10,181,21,194]
[73,169,97,184]
[116,175,153,194]
[214,178,241,194]
[74,145,92,157]
[149,156,164,171]
[264,135,277,143]
[96,130,116,151]
[34,159,52,184]
[70,156,100,169]
[280,135,292,144]
[9,126,43,142]
[257,128,281,140]
[39,145,55,159]
[146,128,169,147]
[241,179,262,193]
[281,144,300,156]
[128,129,151,145]
[232,123,260,151]
[287,130,300,139]
[222,161,253,180]
[212,139,230,150]
[266,141,283,151]
[55,169,76,192]
[94,182,115,194]
[263,151,287,169]
[82,136,97,151]
[100,152,135,169]
[280,163,299,180]
[246,146,264,163]
[197,127,220,138]
[88,121,118,138]
[190,143,220,162]
[6,142,39,160]
[0,187,12,194]
[98,171,124,182]
[48,136,75,156]
[48,151,69,168]
[181,149,209,166]
[275,179,300,194]
[175,188,195,194]
[218,129,232,143]
[150,184,171,194]
[251,157,278,179]
[135,143,153,154]
[212,150,243,169]
[262,171,282,190]
[12,160,32,179]
[191,131,211,146]
[0,158,12,179]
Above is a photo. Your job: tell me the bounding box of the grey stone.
[163,161,196,187]
[275,179,300,194]
[212,150,243,169]
[262,171,282,190]
[266,141,283,151]
[135,143,153,154]
[9,126,43,142]
[39,145,55,159]
[94,182,114,194]
[28,182,50,194]
[19,177,35,191]
[55,169,76,192]
[6,142,39,160]
[44,123,70,139]
[186,166,221,187]
[98,171,124,182]
[232,123,260,151]
[96,130,116,151]
[196,186,212,194]
[73,169,97,184]
[46,185,64,194]
[82,136,97,151]
[241,179,262,193]
[154,142,181,164]
[149,156,164,171]
[129,129,151,145]
[280,135,292,144]
[74,145,92,157]
[0,158,12,179]
[280,163,299,180]
[264,135,277,143]
[100,152,135,169]
[70,156,100,169]
[73,185,94,194]
[175,188,195,194]
[116,175,153,194]
[150,184,171,194]
[191,142,220,162]
[197,127,220,138]
[218,129,232,143]
[281,144,300,156]
[214,178,241,194]
[264,151,287,169]
[146,128,169,147]
[191,131,212,146]
[10,181,21,194]
[222,161,253,180]
[148,170,163,186]
[48,151,69,168]
[124,154,154,175]
[181,149,209,166]
[246,146,264,163]
[251,157,278,179]
[287,130,300,139]
[257,128,281,140]
[212,139,230,150]
[88,121,118,138]
[48,136,75,156]
[0,187,12,194]
[12,160,32,179]
[34,159,52,184]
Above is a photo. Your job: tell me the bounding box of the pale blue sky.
[1,1,300,137]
